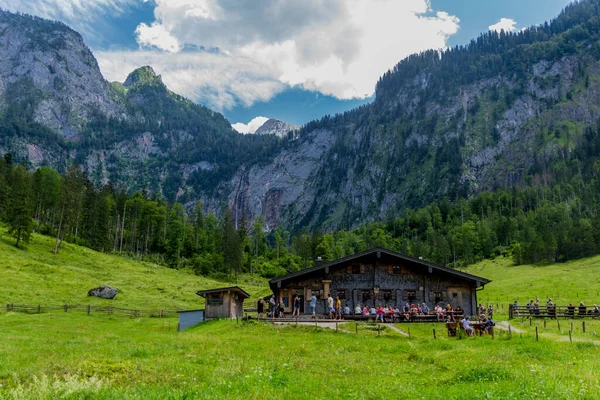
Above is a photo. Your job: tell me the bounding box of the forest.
[2,116,600,279]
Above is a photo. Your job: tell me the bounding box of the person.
[579,302,586,316]
[370,306,377,316]
[355,304,362,315]
[308,292,317,319]
[480,314,493,334]
[376,304,385,323]
[487,305,494,319]
[293,294,301,317]
[335,296,342,320]
[403,303,410,313]
[593,304,600,315]
[362,305,370,316]
[546,299,555,318]
[526,300,533,315]
[269,295,277,320]
[461,316,474,336]
[422,303,429,315]
[327,294,335,319]
[567,302,575,317]
[513,300,519,317]
[278,301,285,318]
[343,304,351,316]
[478,303,485,316]
[257,297,265,320]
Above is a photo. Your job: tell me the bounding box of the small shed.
[196,286,250,320]
[178,309,205,331]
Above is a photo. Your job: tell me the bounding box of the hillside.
[0,225,269,309]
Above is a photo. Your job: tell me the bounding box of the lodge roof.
[269,247,491,286]
[196,286,251,299]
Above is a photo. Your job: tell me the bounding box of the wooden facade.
[269,248,490,316]
[196,286,250,319]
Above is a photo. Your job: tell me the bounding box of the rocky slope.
[3,1,600,233]
[254,118,297,138]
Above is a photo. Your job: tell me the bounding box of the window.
[406,290,417,303]
[382,290,393,301]
[207,293,223,306]
[452,292,459,299]
[336,289,347,300]
[433,291,443,303]
[309,288,324,299]
[392,265,402,275]
[361,290,371,302]
[351,264,362,274]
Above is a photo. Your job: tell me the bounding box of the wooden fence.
[5,303,182,318]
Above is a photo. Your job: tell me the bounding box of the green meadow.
[2,228,600,399]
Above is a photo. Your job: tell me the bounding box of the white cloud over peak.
[232,117,269,134]
[129,0,460,102]
[489,18,518,33]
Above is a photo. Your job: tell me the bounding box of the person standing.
[327,294,335,319]
[257,297,265,320]
[293,294,301,317]
[335,296,342,320]
[269,295,276,320]
[309,292,317,319]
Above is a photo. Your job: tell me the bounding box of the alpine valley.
[3,1,600,233]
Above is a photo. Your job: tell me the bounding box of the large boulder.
[87,285,118,299]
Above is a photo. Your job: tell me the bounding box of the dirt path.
[386,324,410,337]
[495,320,526,333]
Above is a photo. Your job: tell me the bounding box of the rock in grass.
[88,285,118,299]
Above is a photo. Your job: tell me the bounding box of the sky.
[0,0,573,132]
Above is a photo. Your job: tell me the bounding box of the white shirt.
[327,296,334,308]
[462,319,471,329]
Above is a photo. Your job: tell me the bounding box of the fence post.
[160,309,163,318]
[64,304,68,312]
[535,326,539,341]
[544,319,546,328]
[378,323,380,336]
[569,330,572,343]
[336,321,338,332]
[433,328,436,339]
[408,327,411,339]
[37,305,40,313]
[87,305,91,315]
[583,321,586,333]
[508,325,512,338]
[356,322,358,334]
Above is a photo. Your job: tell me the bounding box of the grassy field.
[2,227,600,399]
[0,227,270,310]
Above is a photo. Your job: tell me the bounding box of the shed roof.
[269,247,490,286]
[196,286,250,299]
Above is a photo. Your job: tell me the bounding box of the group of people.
[514,298,600,317]
[460,314,495,336]
[348,301,461,322]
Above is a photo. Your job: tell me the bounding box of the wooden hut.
[196,286,250,319]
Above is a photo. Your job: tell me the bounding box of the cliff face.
[4,2,600,232]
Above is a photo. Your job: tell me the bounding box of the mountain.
[0,11,282,203]
[254,118,298,138]
[4,2,600,233]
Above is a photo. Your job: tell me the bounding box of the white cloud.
[232,117,269,134]
[4,0,462,110]
[96,50,286,111]
[489,18,517,33]
[130,0,460,101]
[135,22,181,53]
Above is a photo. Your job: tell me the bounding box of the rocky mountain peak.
[123,66,163,88]
[254,118,298,138]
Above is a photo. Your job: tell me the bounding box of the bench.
[343,314,376,322]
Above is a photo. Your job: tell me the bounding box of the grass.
[0,226,270,310]
[2,226,600,398]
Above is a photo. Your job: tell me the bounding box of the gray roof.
[269,247,490,286]
[196,286,250,299]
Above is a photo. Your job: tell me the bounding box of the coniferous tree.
[6,165,34,247]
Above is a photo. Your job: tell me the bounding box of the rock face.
[87,285,118,299]
[254,119,298,138]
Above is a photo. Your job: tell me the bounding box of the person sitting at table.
[567,303,575,317]
[403,303,410,313]
[594,304,600,315]
[355,304,362,315]
[370,306,377,316]
[480,314,493,334]
[343,304,351,315]
[376,304,385,322]
[422,303,429,315]
[435,305,444,321]
[362,305,370,316]
[461,316,474,336]
[383,305,390,314]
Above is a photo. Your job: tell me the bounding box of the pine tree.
[6,165,34,247]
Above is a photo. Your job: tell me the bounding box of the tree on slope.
[6,165,33,247]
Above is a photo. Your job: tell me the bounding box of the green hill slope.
[464,255,600,306]
[0,226,269,310]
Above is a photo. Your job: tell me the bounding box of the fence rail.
[5,303,182,318]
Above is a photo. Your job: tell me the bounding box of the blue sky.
[0,0,574,130]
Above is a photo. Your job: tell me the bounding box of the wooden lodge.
[269,247,490,316]
[196,286,250,319]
